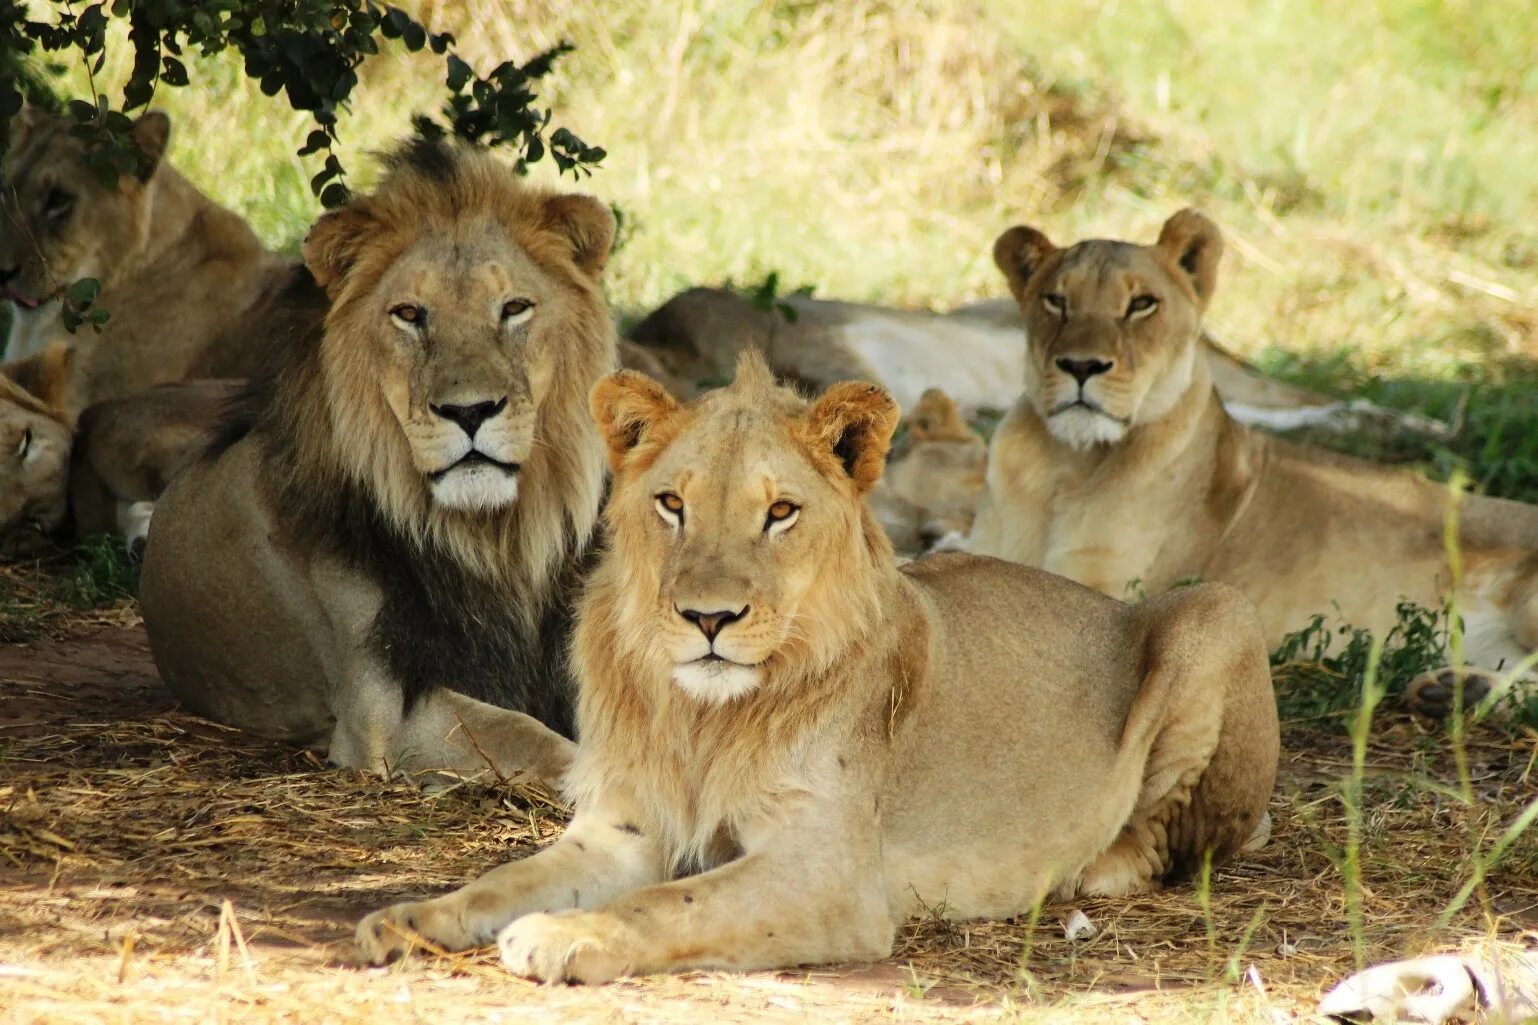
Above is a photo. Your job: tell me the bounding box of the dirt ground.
[2,617,1535,1024]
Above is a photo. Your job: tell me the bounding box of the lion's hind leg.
[1078,584,1279,898]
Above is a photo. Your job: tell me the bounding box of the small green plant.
[1340,634,1388,971]
[0,534,138,641]
[1270,598,1451,722]
[57,533,138,608]
[728,270,814,324]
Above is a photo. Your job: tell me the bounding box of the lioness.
[0,343,231,553]
[970,210,1538,716]
[0,344,72,555]
[871,387,987,552]
[140,140,616,781]
[1,106,288,413]
[355,352,1279,982]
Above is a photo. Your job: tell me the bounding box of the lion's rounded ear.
[301,205,376,292]
[1156,209,1223,310]
[545,193,616,277]
[993,225,1057,302]
[130,111,170,181]
[3,342,75,413]
[590,370,679,472]
[908,388,966,443]
[805,381,901,493]
[10,103,43,148]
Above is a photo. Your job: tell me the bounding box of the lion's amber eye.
[390,303,424,325]
[502,299,534,320]
[1126,294,1159,317]
[41,187,74,220]
[765,500,799,532]
[655,492,685,523]
[1042,293,1067,316]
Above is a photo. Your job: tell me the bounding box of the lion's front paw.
[355,898,482,965]
[498,911,633,984]
[1404,666,1496,720]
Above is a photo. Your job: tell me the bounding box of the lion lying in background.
[0,344,234,554]
[0,346,72,555]
[356,353,1279,982]
[970,210,1538,717]
[141,139,617,783]
[871,386,986,552]
[1,106,289,414]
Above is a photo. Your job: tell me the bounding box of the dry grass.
[2,603,1536,1024]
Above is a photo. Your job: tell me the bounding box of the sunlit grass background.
[28,0,1538,496]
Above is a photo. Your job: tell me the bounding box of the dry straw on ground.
[2,610,1535,1025]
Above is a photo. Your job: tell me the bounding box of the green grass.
[1257,348,1538,502]
[1270,599,1451,724]
[0,534,139,642]
[25,2,1530,334]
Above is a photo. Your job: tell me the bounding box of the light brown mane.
[567,356,905,864]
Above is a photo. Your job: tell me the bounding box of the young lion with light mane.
[969,210,1538,717]
[355,353,1279,982]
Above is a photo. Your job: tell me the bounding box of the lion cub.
[356,352,1278,982]
[969,210,1538,717]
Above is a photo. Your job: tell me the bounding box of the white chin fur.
[5,301,64,362]
[429,464,520,511]
[1047,406,1127,449]
[671,659,764,703]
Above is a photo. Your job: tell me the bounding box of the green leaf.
[67,278,102,305]
[320,183,350,208]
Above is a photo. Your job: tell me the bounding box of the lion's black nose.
[678,605,749,642]
[432,397,507,437]
[1055,356,1114,386]
[0,264,18,287]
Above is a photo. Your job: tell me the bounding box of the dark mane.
[200,261,590,736]
[205,264,329,460]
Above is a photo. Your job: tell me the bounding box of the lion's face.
[340,227,560,512]
[0,375,70,550]
[992,209,1223,449]
[300,147,617,517]
[591,355,898,703]
[1,108,170,357]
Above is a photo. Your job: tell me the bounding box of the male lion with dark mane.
[1,107,288,414]
[355,352,1278,982]
[140,140,616,782]
[970,210,1538,717]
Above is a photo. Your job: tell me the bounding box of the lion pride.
[969,209,1538,716]
[354,352,1278,981]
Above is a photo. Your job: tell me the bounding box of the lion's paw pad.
[1404,667,1496,720]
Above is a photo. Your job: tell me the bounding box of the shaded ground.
[2,618,1536,1024]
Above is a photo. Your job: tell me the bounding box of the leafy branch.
[0,1,603,206]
